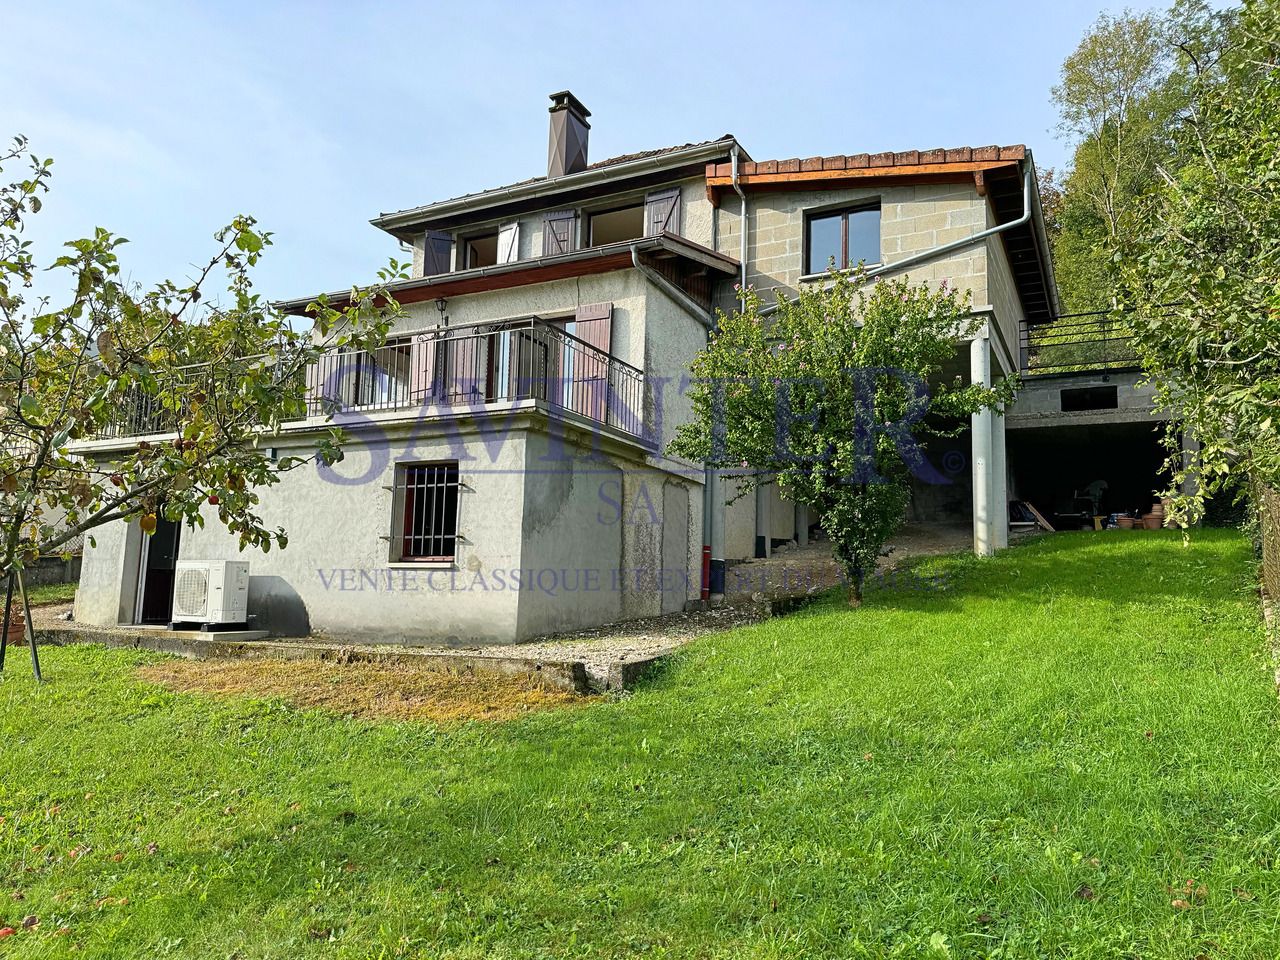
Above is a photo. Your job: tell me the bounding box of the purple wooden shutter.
[409,334,438,405]
[542,211,578,255]
[422,230,453,275]
[644,189,682,237]
[573,302,612,424]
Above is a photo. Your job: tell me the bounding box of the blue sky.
[4,0,1152,306]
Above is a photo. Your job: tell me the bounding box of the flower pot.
[1117,516,1136,529]
[3,615,24,645]
[1142,514,1162,530]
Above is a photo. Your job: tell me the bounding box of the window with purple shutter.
[542,211,578,255]
[422,230,454,276]
[644,188,682,237]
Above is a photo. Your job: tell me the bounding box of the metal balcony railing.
[306,317,644,435]
[99,317,645,440]
[1020,317,1140,376]
[98,362,252,440]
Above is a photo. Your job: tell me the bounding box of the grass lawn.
[1,530,1278,958]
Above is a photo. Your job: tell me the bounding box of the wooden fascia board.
[705,159,1018,190]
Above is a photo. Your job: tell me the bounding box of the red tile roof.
[707,145,1026,181]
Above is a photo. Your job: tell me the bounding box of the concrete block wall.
[714,183,992,314]
[1007,370,1165,429]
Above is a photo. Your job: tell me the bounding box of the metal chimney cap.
[547,90,591,123]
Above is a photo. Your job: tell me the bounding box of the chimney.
[547,91,590,178]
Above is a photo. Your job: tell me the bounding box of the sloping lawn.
[1,530,1278,958]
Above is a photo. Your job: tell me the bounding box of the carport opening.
[1009,422,1171,530]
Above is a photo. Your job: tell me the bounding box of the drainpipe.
[628,243,717,602]
[729,147,771,560]
[731,145,748,296]
[757,164,1035,317]
[703,146,750,599]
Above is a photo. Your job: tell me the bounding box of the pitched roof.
[372,136,742,235]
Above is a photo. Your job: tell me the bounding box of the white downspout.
[708,146,751,592]
[730,147,770,559]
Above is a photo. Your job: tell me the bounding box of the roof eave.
[371,138,746,238]
[276,233,739,316]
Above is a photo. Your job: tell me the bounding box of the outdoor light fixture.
[435,297,448,326]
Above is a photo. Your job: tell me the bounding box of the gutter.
[758,163,1035,317]
[277,234,737,315]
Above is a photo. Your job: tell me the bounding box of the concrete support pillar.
[754,479,770,558]
[795,502,809,547]
[970,335,997,557]
[992,405,1009,549]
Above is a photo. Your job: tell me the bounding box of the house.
[74,91,1148,645]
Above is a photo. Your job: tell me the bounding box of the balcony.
[1020,316,1140,377]
[100,317,645,441]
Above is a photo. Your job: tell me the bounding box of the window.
[1060,385,1118,412]
[394,462,460,562]
[465,233,499,268]
[588,203,645,246]
[542,210,578,255]
[805,203,881,275]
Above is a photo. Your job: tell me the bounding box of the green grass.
[1,530,1278,959]
[22,582,76,608]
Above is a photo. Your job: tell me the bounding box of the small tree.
[669,272,1014,607]
[0,137,406,590]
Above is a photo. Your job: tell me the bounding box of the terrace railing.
[304,316,645,435]
[1020,316,1140,376]
[98,361,252,440]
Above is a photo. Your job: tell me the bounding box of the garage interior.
[1007,421,1170,529]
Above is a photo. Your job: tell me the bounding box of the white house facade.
[74,91,1074,645]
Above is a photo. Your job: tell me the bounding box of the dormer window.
[465,233,499,268]
[464,223,519,268]
[805,202,882,275]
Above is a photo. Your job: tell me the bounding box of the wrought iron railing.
[306,317,644,435]
[98,318,645,439]
[1020,317,1140,376]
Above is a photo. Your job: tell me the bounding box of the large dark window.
[805,204,881,275]
[395,462,460,562]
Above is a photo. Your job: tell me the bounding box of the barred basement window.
[394,462,460,562]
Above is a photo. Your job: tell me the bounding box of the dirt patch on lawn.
[138,658,588,724]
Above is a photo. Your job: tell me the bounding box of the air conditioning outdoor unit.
[171,560,250,629]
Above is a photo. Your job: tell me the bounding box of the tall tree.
[1120,0,1280,522]
[1047,3,1227,313]
[0,137,405,588]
